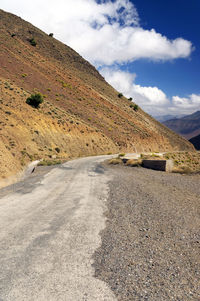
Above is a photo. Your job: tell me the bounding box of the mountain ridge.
[163,110,200,139]
[0,9,194,183]
[189,134,200,150]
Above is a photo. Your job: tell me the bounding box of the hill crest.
[0,9,194,183]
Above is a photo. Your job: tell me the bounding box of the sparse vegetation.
[118,153,125,157]
[26,93,44,108]
[118,93,123,98]
[126,159,142,167]
[109,158,122,165]
[29,38,37,47]
[130,103,139,111]
[38,159,62,166]
[164,152,200,174]
[55,147,60,153]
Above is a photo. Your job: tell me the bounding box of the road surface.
[0,156,116,301]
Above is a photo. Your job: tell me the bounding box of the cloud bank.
[1,0,197,115]
[100,68,200,115]
[0,0,193,66]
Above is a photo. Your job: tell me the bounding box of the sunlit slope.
[0,9,194,180]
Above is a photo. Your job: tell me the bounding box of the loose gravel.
[93,164,200,301]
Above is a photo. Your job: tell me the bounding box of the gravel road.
[0,156,116,301]
[94,164,200,301]
[0,157,199,301]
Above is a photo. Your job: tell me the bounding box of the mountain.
[163,111,200,139]
[0,9,194,182]
[189,134,200,150]
[154,114,186,123]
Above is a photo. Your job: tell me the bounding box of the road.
[0,156,116,301]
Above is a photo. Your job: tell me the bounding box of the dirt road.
[0,157,199,301]
[0,156,116,301]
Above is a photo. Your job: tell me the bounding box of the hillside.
[163,111,200,139]
[0,9,194,183]
[189,134,200,150]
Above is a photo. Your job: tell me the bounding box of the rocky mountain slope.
[189,134,200,150]
[163,111,200,139]
[0,9,194,182]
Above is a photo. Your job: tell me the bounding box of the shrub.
[109,158,122,165]
[26,93,44,108]
[49,33,54,37]
[118,153,125,157]
[55,147,60,153]
[126,159,142,167]
[128,97,133,101]
[38,160,61,166]
[29,38,37,47]
[133,104,139,111]
[118,93,123,98]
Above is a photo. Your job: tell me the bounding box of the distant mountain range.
[163,111,200,139]
[154,114,186,123]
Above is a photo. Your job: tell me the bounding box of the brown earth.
[0,9,194,184]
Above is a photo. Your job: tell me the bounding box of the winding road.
[0,156,116,301]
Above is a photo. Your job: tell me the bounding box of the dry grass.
[38,159,62,166]
[108,158,123,165]
[164,151,200,174]
[125,159,142,167]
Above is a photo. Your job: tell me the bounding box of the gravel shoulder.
[94,163,200,301]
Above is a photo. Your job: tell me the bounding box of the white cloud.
[0,0,193,66]
[100,68,200,115]
[172,94,200,111]
[1,0,198,115]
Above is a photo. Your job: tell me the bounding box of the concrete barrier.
[142,159,174,172]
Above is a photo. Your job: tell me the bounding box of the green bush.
[29,38,37,46]
[118,93,123,98]
[133,104,139,111]
[26,93,44,108]
[49,33,54,37]
[118,153,125,157]
[128,97,133,101]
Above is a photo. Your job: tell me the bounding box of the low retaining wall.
[142,159,174,172]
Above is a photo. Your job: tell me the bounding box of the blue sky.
[1,0,200,116]
[126,0,200,98]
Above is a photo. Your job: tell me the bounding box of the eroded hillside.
[0,9,194,182]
